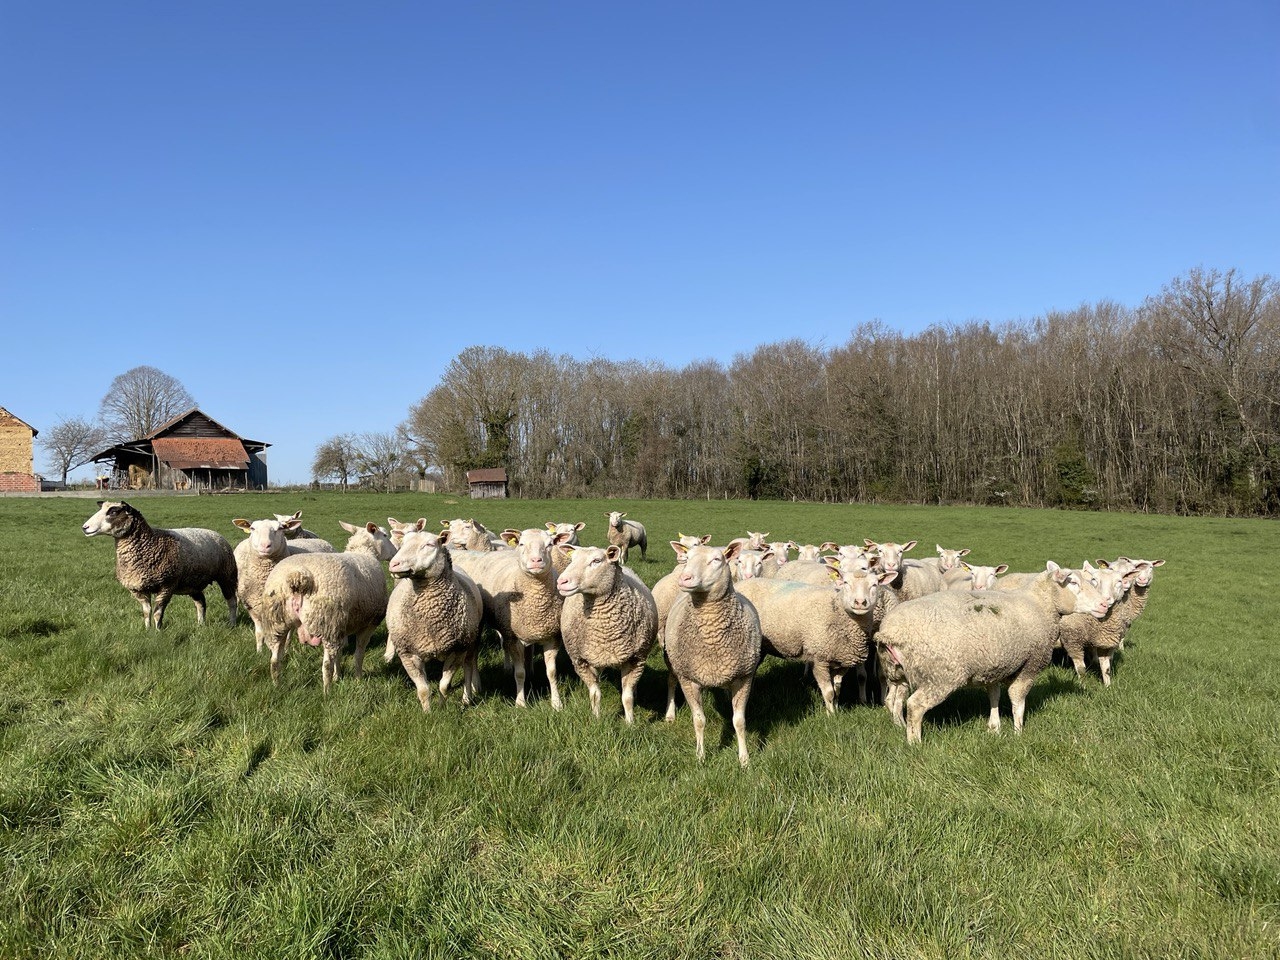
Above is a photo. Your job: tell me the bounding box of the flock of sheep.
[81,501,1164,765]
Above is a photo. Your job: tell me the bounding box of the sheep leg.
[543,642,563,711]
[268,633,290,686]
[463,647,479,704]
[221,586,238,627]
[400,652,433,712]
[620,660,644,724]
[383,636,397,664]
[321,641,341,695]
[131,591,153,629]
[677,677,706,760]
[151,590,175,630]
[351,627,376,680]
[663,649,678,722]
[578,661,602,718]
[506,639,528,706]
[729,677,753,767]
[1007,670,1037,733]
[811,661,837,714]
[439,661,456,698]
[1098,654,1113,687]
[986,683,1002,733]
[189,589,208,625]
[905,686,948,744]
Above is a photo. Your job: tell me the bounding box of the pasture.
[0,492,1276,959]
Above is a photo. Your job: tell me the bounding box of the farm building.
[91,408,270,491]
[466,467,509,499]
[0,406,39,493]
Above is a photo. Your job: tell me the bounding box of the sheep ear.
[440,519,450,528]
[282,519,302,532]
[700,535,711,544]
[670,541,690,560]
[366,522,379,534]
[1150,559,1166,567]
[233,518,252,531]
[605,545,624,563]
[958,548,970,557]
[561,543,579,557]
[574,522,585,531]
[936,544,945,555]
[340,521,359,534]
[877,570,898,586]
[994,564,1009,575]
[723,541,743,561]
[501,529,521,547]
[553,531,575,547]
[865,539,877,548]
[820,555,840,571]
[902,540,917,552]
[436,531,450,546]
[820,541,839,551]
[545,522,557,532]
[1046,560,1068,583]
[960,560,972,572]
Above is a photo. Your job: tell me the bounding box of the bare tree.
[355,431,407,493]
[312,434,359,490]
[40,416,107,483]
[98,366,195,441]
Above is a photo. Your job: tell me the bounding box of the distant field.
[0,492,1276,959]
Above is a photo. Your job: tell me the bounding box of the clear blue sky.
[3,1,1277,485]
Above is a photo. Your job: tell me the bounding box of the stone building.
[0,406,39,493]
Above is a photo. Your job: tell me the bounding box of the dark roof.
[90,408,268,462]
[152,437,250,470]
[466,468,508,483]
[144,408,268,449]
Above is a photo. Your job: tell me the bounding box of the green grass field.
[0,492,1276,959]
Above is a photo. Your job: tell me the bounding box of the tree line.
[321,267,1278,516]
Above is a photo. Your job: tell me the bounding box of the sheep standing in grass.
[546,521,586,575]
[1058,561,1137,686]
[876,562,1114,743]
[665,541,762,766]
[653,539,713,720]
[1103,557,1165,640]
[451,527,565,708]
[259,521,396,693]
[737,562,897,713]
[557,545,658,722]
[867,539,945,601]
[386,528,483,710]
[606,512,648,563]
[233,516,335,650]
[82,500,238,629]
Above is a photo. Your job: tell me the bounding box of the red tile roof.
[152,437,250,470]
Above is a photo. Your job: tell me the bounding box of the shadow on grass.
[916,668,1086,733]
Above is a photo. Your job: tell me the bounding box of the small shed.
[466,467,509,499]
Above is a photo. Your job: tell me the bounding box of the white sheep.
[386,528,484,710]
[1058,561,1138,686]
[232,516,335,650]
[451,527,565,708]
[82,500,238,629]
[557,544,658,722]
[259,521,396,693]
[1100,557,1165,641]
[795,544,823,563]
[545,521,586,576]
[866,539,945,600]
[876,562,1114,743]
[730,547,772,582]
[737,561,896,713]
[775,559,836,586]
[442,517,505,552]
[941,562,1009,592]
[759,540,796,577]
[606,511,648,562]
[273,510,322,539]
[664,541,763,766]
[821,541,874,572]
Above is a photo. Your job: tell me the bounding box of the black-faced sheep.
[82,500,237,629]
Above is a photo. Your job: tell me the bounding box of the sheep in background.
[442,518,506,552]
[451,527,565,708]
[606,512,648,563]
[730,548,772,582]
[760,541,796,577]
[259,521,396,693]
[232,516,335,650]
[942,562,1010,592]
[557,544,658,722]
[1058,561,1137,686]
[665,541,762,766]
[776,558,837,586]
[1101,557,1165,641]
[387,517,425,548]
[821,542,874,573]
[273,511,322,540]
[795,544,823,563]
[866,538,946,601]
[876,562,1114,743]
[386,528,483,710]
[546,521,586,576]
[82,500,238,630]
[919,544,971,574]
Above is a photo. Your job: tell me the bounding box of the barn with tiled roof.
[91,409,270,491]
